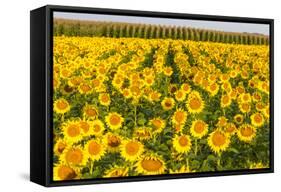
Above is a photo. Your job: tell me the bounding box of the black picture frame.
[30,4,274,187]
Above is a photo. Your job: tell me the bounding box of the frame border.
[36,4,274,187]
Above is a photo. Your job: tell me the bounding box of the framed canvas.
[30,5,274,187]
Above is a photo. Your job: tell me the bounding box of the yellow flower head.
[135,155,166,175]
[234,114,244,125]
[60,146,86,166]
[250,112,265,127]
[105,112,124,130]
[83,104,99,119]
[172,109,188,125]
[91,119,105,136]
[133,127,152,141]
[84,140,106,161]
[78,82,93,94]
[190,119,208,139]
[103,133,123,152]
[207,130,230,154]
[186,91,204,114]
[239,102,251,113]
[99,93,111,106]
[224,123,237,135]
[237,124,257,142]
[161,97,175,110]
[54,138,67,156]
[78,119,91,136]
[104,166,129,178]
[163,66,173,76]
[150,118,166,133]
[208,83,219,96]
[53,164,79,181]
[173,134,192,154]
[54,98,70,114]
[221,94,232,108]
[121,140,144,161]
[62,120,82,144]
[174,90,187,101]
[148,91,161,102]
[181,83,191,93]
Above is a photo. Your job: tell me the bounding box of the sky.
[54,11,270,35]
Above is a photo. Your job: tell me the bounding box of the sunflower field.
[52,36,270,181]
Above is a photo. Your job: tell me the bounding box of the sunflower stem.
[194,139,198,156]
[61,114,65,122]
[185,154,189,167]
[90,160,94,175]
[217,153,221,169]
[134,104,137,127]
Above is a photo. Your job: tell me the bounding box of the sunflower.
[148,90,161,102]
[173,134,192,154]
[99,93,111,106]
[161,97,175,110]
[112,77,124,90]
[234,114,244,125]
[78,82,93,94]
[174,90,186,102]
[121,140,144,161]
[105,112,124,130]
[78,120,91,136]
[169,84,178,94]
[221,94,232,108]
[249,162,269,169]
[255,102,265,111]
[220,73,230,82]
[186,91,205,114]
[239,102,251,113]
[83,104,99,119]
[121,88,132,99]
[169,166,191,174]
[54,138,67,155]
[54,98,70,114]
[61,84,74,95]
[103,133,123,152]
[239,93,252,103]
[173,123,184,133]
[150,118,166,133]
[208,83,219,96]
[181,83,191,93]
[136,155,166,175]
[84,140,105,161]
[237,124,257,142]
[60,146,86,166]
[250,112,265,127]
[91,119,105,136]
[207,130,230,154]
[221,81,232,91]
[133,127,152,141]
[163,66,173,76]
[190,120,208,139]
[263,105,270,119]
[62,120,82,143]
[104,166,129,178]
[53,164,79,181]
[252,92,262,102]
[172,109,188,125]
[144,76,155,87]
[216,116,228,128]
[224,123,237,135]
[92,78,102,89]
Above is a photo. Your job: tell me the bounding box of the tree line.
[54,19,269,45]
